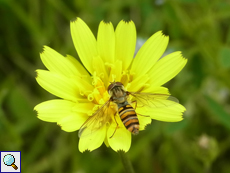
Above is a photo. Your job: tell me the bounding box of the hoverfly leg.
[131,100,137,110]
[110,112,119,138]
[131,100,149,117]
[136,113,149,117]
[131,100,144,109]
[110,126,118,138]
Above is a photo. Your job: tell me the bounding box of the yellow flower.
[34,18,187,152]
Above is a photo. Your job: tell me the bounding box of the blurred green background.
[1,0,230,172]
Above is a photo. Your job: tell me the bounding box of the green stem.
[118,150,135,173]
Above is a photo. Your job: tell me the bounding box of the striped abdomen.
[118,104,139,134]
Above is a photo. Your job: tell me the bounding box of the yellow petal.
[137,115,152,131]
[34,99,76,122]
[93,56,109,86]
[130,31,169,77]
[107,116,131,152]
[115,20,136,71]
[71,18,98,74]
[72,76,94,97]
[79,125,106,152]
[40,46,82,77]
[127,74,149,92]
[148,51,187,86]
[58,113,88,132]
[36,70,83,101]
[109,60,122,82]
[72,102,95,115]
[147,103,186,122]
[97,21,115,64]
[141,86,169,94]
[66,55,91,79]
[104,135,110,147]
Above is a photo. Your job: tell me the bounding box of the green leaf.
[205,95,230,130]
[219,47,230,69]
[164,119,188,134]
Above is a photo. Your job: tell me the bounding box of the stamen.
[93,77,106,96]
[93,105,100,111]
[99,98,105,104]
[99,73,104,79]
[109,74,116,83]
[105,62,114,73]
[108,60,122,82]
[87,94,94,102]
[92,89,101,103]
[120,73,129,87]
[79,90,85,96]
[93,56,109,85]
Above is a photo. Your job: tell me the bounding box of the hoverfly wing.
[128,92,179,108]
[78,100,111,138]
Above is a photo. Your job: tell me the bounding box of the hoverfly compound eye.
[115,82,123,86]
[107,83,115,92]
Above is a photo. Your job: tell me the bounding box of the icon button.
[3,154,18,170]
[1,151,21,173]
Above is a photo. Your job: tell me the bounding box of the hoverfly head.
[107,82,125,96]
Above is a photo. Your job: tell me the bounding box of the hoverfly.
[78,82,178,138]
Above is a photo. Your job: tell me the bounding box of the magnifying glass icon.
[3,154,18,170]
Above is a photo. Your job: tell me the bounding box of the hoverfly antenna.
[109,80,115,84]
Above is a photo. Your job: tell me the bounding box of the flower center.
[89,76,110,104]
[87,76,117,120]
